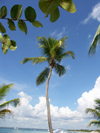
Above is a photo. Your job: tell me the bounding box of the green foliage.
[39,0,76,22]
[21,36,74,85]
[11,5,22,20]
[0,4,43,54]
[0,1,76,54]
[0,84,12,100]
[86,98,100,127]
[0,22,6,33]
[89,25,100,55]
[0,34,17,54]
[0,84,20,119]
[20,57,48,64]
[0,98,20,108]
[50,7,60,22]
[32,21,43,28]
[0,109,12,119]
[36,67,50,85]
[54,63,66,76]
[60,0,76,13]
[18,20,27,34]
[88,120,100,127]
[0,6,7,18]
[25,6,36,22]
[8,20,16,31]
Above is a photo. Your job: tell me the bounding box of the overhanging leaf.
[45,0,61,17]
[0,33,3,42]
[1,34,10,54]
[9,40,17,51]
[18,20,27,34]
[8,20,16,31]
[11,5,22,20]
[25,6,36,22]
[89,25,100,55]
[50,7,60,22]
[2,44,8,55]
[39,0,50,13]
[0,22,6,33]
[60,0,76,13]
[0,6,7,18]
[39,0,61,17]
[32,20,43,28]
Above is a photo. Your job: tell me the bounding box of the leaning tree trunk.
[46,67,53,133]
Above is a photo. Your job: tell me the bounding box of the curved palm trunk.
[46,67,53,133]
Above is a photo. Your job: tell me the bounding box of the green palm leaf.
[86,108,100,119]
[20,57,48,64]
[0,98,20,109]
[0,84,13,100]
[59,36,68,47]
[36,67,50,85]
[54,63,66,76]
[56,51,75,62]
[95,99,100,111]
[88,120,100,127]
[0,109,12,119]
[0,84,20,119]
[89,25,100,55]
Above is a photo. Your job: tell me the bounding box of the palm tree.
[86,99,100,127]
[0,84,20,119]
[21,36,75,133]
[89,24,100,55]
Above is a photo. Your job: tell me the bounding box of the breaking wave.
[53,128,71,133]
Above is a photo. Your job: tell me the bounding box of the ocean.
[0,127,77,133]
[0,128,48,133]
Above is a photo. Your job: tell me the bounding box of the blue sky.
[0,0,100,130]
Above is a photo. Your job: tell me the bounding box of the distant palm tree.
[86,99,100,127]
[89,25,100,55]
[0,84,20,119]
[21,36,75,133]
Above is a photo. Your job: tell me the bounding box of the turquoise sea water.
[0,128,48,133]
[0,128,82,133]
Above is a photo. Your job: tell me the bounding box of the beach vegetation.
[0,84,20,119]
[0,0,76,54]
[21,36,75,133]
[86,98,100,127]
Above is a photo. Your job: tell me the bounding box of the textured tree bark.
[46,67,53,133]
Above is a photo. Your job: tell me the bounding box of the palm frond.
[59,36,68,47]
[0,98,20,109]
[56,51,75,62]
[0,84,13,101]
[94,99,100,111]
[37,36,68,59]
[36,67,50,85]
[54,63,66,76]
[88,120,100,127]
[86,108,100,119]
[0,109,12,119]
[89,25,100,55]
[20,57,48,64]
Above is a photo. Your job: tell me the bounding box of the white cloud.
[88,34,91,38]
[50,27,68,40]
[83,2,100,24]
[77,76,100,113]
[1,76,100,129]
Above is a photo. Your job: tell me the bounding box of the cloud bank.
[1,76,100,129]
